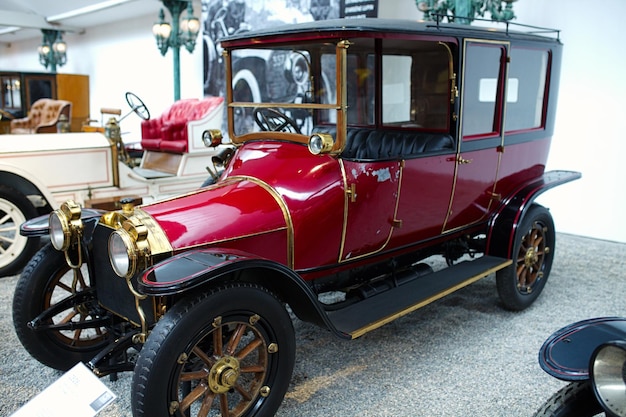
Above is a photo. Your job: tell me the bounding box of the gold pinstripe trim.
[172,227,289,252]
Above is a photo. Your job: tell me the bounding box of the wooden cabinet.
[1,72,90,133]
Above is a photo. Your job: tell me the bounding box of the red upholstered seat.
[140,97,224,153]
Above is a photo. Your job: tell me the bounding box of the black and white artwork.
[201,0,375,98]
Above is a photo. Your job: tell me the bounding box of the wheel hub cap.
[209,356,241,394]
[524,247,538,267]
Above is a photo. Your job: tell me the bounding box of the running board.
[327,256,512,339]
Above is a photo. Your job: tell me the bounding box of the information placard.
[11,362,116,417]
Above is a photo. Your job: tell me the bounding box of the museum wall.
[0,0,624,243]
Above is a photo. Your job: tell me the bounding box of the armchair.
[10,98,72,134]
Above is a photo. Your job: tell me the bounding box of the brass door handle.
[456,155,473,164]
[346,183,357,203]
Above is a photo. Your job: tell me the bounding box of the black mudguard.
[137,247,352,339]
[538,317,626,381]
[20,208,105,237]
[486,170,581,259]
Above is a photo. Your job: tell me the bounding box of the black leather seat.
[313,125,454,160]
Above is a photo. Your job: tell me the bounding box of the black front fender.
[138,248,351,338]
[20,208,105,237]
[538,317,626,381]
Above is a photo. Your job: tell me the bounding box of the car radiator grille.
[92,224,157,327]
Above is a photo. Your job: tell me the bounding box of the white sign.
[11,362,116,417]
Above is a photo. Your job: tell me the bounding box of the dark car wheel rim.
[172,315,272,416]
[44,266,107,348]
[515,220,549,294]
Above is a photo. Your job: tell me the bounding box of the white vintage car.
[0,95,228,277]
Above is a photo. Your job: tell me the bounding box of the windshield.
[224,37,453,151]
[225,41,342,144]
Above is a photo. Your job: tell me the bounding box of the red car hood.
[141,176,287,250]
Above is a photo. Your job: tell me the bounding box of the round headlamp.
[49,211,71,251]
[108,229,138,278]
[49,200,82,251]
[308,133,334,155]
[590,340,626,417]
[202,129,223,148]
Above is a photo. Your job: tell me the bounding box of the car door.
[443,40,509,232]
[339,159,401,262]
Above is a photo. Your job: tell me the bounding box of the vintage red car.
[13,18,580,417]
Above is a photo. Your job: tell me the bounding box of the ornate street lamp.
[417,0,517,24]
[38,29,67,73]
[153,0,200,100]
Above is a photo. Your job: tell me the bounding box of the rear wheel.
[497,204,555,311]
[132,283,295,417]
[533,381,604,417]
[0,185,40,277]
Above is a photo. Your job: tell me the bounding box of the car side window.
[461,43,506,138]
[382,55,412,124]
[380,40,451,131]
[505,47,550,131]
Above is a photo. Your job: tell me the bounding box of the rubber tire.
[12,243,108,370]
[533,381,604,417]
[0,185,40,277]
[132,283,295,417]
[496,203,555,311]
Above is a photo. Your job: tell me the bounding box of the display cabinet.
[0,72,89,133]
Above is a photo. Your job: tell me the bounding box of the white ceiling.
[0,0,165,45]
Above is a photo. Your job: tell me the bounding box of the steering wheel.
[125,92,150,120]
[253,108,301,134]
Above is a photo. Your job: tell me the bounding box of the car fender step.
[327,255,511,339]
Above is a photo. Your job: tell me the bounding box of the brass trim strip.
[228,175,295,268]
[442,38,510,233]
[438,41,457,104]
[229,101,340,110]
[337,159,349,263]
[133,208,174,256]
[349,258,512,339]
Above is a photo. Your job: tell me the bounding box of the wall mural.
[201,0,378,97]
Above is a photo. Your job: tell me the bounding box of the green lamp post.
[153,0,200,100]
[416,0,517,24]
[38,29,67,73]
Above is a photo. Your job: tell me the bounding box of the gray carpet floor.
[1,233,625,416]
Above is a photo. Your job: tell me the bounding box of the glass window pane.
[381,40,450,130]
[462,44,504,137]
[505,48,549,131]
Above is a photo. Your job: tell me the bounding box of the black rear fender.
[486,170,581,259]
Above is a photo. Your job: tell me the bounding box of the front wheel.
[497,204,555,311]
[132,283,295,417]
[533,381,604,417]
[12,243,109,370]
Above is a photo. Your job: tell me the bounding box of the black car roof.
[220,18,561,47]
